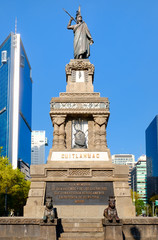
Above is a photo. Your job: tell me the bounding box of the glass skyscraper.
[146,115,158,177]
[0,32,32,168]
[131,155,147,204]
[146,115,158,199]
[31,130,48,165]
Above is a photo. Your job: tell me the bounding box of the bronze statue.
[66,6,94,59]
[43,197,55,223]
[73,120,87,148]
[74,129,87,148]
[103,196,120,222]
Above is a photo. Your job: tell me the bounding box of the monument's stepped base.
[0,217,158,239]
[59,218,104,240]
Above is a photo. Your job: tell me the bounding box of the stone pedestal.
[24,59,135,219]
[0,218,57,240]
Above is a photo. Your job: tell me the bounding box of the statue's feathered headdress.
[76,6,81,20]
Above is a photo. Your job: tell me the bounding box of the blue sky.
[0,0,158,162]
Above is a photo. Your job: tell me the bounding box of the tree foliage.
[135,199,145,216]
[131,190,140,202]
[0,147,30,216]
[149,195,158,203]
[131,190,145,216]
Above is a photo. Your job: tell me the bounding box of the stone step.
[62,227,103,232]
[62,222,102,228]
[61,218,103,223]
[60,232,104,237]
[59,238,104,240]
[61,218,103,230]
[59,218,104,240]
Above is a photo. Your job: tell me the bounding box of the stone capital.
[93,115,108,126]
[52,115,66,126]
[65,59,95,75]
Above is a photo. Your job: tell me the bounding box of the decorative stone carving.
[65,59,95,75]
[46,169,113,178]
[0,218,43,224]
[93,116,107,126]
[82,102,107,109]
[47,170,68,177]
[51,102,108,110]
[60,92,100,97]
[92,170,113,177]
[93,115,108,149]
[52,116,66,126]
[51,115,66,149]
[69,168,91,176]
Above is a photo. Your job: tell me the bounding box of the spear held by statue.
[63,8,77,23]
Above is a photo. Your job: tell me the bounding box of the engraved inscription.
[51,152,109,161]
[46,182,114,205]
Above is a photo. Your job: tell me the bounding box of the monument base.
[24,157,135,219]
[1,217,158,240]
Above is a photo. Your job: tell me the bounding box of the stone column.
[94,121,101,150]
[52,122,59,149]
[52,115,66,150]
[100,123,107,148]
[58,117,66,149]
[93,115,108,150]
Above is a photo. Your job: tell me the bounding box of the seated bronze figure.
[43,197,55,223]
[103,196,120,222]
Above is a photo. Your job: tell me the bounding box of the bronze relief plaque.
[46,181,114,205]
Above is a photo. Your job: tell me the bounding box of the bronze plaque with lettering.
[45,182,114,205]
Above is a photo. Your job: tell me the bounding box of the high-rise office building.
[0,32,32,169]
[146,115,158,199]
[112,154,135,187]
[31,131,48,165]
[131,155,147,204]
[18,159,30,180]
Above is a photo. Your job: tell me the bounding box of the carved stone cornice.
[65,59,95,75]
[50,110,110,115]
[60,92,100,97]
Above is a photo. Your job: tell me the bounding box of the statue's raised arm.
[66,6,94,59]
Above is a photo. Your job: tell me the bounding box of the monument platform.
[1,217,158,240]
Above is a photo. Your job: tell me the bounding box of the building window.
[20,55,25,68]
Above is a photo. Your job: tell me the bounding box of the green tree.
[146,203,152,216]
[148,195,158,216]
[149,195,158,203]
[131,190,145,216]
[135,199,145,216]
[0,147,30,216]
[131,189,140,202]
